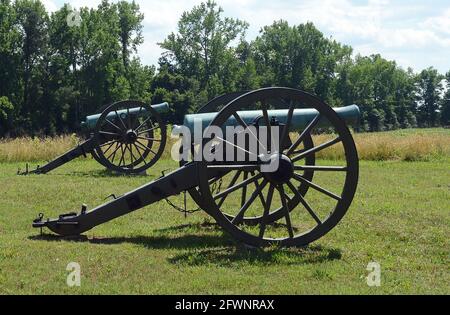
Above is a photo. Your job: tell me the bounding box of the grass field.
[0,153,449,294]
[1,128,450,163]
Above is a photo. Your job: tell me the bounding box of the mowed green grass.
[0,157,449,294]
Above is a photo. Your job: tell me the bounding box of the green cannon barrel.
[80,102,170,130]
[177,105,360,134]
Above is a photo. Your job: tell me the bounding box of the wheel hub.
[263,154,294,185]
[124,129,138,144]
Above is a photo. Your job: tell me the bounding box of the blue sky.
[44,0,450,74]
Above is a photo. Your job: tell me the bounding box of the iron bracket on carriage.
[32,87,360,248]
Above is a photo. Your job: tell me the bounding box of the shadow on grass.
[29,222,232,249]
[64,168,150,178]
[168,245,342,267]
[29,222,342,266]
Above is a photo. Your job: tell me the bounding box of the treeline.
[0,0,449,136]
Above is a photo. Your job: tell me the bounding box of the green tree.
[151,65,203,123]
[117,0,144,75]
[440,71,450,126]
[416,67,443,127]
[0,96,14,135]
[335,54,417,131]
[14,0,49,133]
[159,0,248,96]
[47,4,82,132]
[0,0,21,103]
[252,21,352,103]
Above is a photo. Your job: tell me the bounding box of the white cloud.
[423,8,450,35]
[47,0,450,72]
[41,0,58,12]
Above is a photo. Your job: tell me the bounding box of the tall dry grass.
[314,129,450,161]
[0,134,79,163]
[0,129,449,163]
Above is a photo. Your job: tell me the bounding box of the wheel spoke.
[250,171,268,212]
[241,172,248,208]
[99,139,116,148]
[292,137,341,163]
[131,106,143,129]
[128,143,138,167]
[214,173,263,201]
[292,173,342,201]
[107,142,122,161]
[110,146,118,164]
[287,181,322,225]
[136,139,157,156]
[232,179,268,224]
[104,118,122,132]
[281,102,295,149]
[133,143,148,166]
[133,140,148,153]
[233,112,266,151]
[215,136,258,158]
[99,131,121,137]
[206,164,260,172]
[294,165,347,172]
[278,185,294,238]
[135,115,153,133]
[115,110,127,130]
[262,103,272,153]
[137,136,161,142]
[110,143,120,163]
[126,143,133,167]
[216,171,241,208]
[137,125,159,135]
[102,141,116,156]
[259,184,275,238]
[117,144,126,167]
[287,114,321,155]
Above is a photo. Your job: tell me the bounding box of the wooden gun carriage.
[33,87,360,247]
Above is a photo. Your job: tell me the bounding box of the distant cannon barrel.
[19,100,168,175]
[175,105,360,134]
[80,102,170,130]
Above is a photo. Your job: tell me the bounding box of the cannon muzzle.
[80,102,170,130]
[175,105,360,134]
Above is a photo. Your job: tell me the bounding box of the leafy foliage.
[0,0,448,136]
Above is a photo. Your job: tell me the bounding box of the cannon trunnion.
[33,87,359,248]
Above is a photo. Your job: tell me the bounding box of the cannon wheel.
[177,92,248,211]
[197,87,359,247]
[93,100,166,174]
[180,129,316,225]
[179,91,316,224]
[90,103,113,167]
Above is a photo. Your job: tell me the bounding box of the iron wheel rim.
[197,87,359,247]
[93,100,166,174]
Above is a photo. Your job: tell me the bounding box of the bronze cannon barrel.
[174,104,360,134]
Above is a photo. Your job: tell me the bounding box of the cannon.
[18,93,246,176]
[33,87,360,247]
[19,101,169,175]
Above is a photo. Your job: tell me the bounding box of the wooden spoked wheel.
[179,92,316,224]
[180,128,316,225]
[93,100,166,174]
[197,87,359,247]
[90,103,113,168]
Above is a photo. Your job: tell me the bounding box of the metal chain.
[164,194,201,215]
[164,177,223,216]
